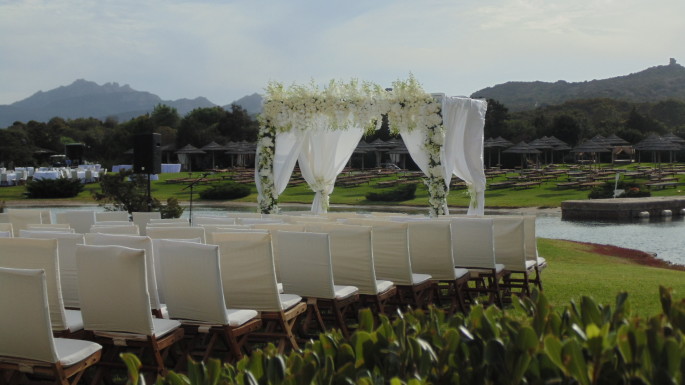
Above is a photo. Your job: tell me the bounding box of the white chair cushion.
[152,318,181,338]
[537,257,547,268]
[64,310,83,332]
[454,268,469,279]
[468,264,507,278]
[54,338,102,367]
[277,282,284,294]
[279,294,302,310]
[333,285,358,300]
[376,280,394,294]
[225,309,259,327]
[411,273,432,285]
[525,260,537,271]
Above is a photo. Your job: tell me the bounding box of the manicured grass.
[539,238,685,315]
[2,164,684,208]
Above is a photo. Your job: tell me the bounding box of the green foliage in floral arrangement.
[199,182,251,200]
[588,181,651,199]
[25,178,84,198]
[123,287,685,385]
[365,183,417,202]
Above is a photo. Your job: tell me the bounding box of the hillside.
[472,59,685,111]
[0,79,217,127]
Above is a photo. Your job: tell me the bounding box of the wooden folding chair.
[89,224,140,235]
[84,233,164,318]
[405,220,470,314]
[524,215,546,290]
[277,231,360,338]
[213,232,307,353]
[132,212,161,236]
[75,244,184,383]
[19,231,85,310]
[343,219,435,311]
[0,267,102,385]
[0,223,13,238]
[492,216,536,299]
[94,211,129,222]
[0,238,83,338]
[305,223,397,316]
[450,217,507,307]
[55,211,96,234]
[156,240,261,365]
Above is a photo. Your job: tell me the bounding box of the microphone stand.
[181,173,208,225]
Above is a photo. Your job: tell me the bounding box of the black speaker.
[65,143,84,162]
[133,133,162,174]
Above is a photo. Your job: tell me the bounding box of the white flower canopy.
[254,77,488,217]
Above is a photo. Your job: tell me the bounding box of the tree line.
[485,97,685,145]
[0,104,259,169]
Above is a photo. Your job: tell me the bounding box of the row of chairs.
[0,209,546,383]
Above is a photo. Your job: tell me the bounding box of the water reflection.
[535,214,685,265]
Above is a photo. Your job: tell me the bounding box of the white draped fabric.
[255,130,304,200]
[442,97,488,215]
[298,116,365,214]
[400,128,450,214]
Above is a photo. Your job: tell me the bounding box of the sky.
[1,0,684,106]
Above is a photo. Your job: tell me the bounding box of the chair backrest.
[282,215,331,224]
[449,217,496,269]
[95,211,130,222]
[132,212,162,236]
[492,216,527,271]
[407,220,456,280]
[305,223,379,295]
[0,238,67,330]
[205,227,267,244]
[0,212,9,223]
[89,224,140,235]
[76,244,154,335]
[149,218,188,225]
[156,240,229,324]
[225,212,261,218]
[147,226,206,244]
[523,215,539,262]
[0,222,13,237]
[93,221,132,226]
[26,223,72,231]
[191,216,236,225]
[343,219,415,285]
[277,231,336,299]
[213,232,283,311]
[7,209,44,231]
[236,217,284,225]
[19,231,85,308]
[84,233,160,311]
[251,223,306,279]
[0,267,59,363]
[55,210,96,234]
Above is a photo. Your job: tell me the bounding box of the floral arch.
[255,76,488,217]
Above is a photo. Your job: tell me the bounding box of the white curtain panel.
[443,97,488,215]
[255,130,305,198]
[298,116,364,214]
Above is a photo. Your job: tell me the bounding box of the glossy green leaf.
[120,353,143,385]
[562,339,590,385]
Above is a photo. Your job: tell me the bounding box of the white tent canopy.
[255,78,487,216]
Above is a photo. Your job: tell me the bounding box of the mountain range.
[2,59,684,127]
[471,58,685,111]
[0,79,261,128]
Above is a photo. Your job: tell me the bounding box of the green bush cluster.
[199,182,251,200]
[366,183,417,202]
[25,178,84,198]
[124,287,685,385]
[589,181,651,199]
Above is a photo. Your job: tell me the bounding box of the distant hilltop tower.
[670,58,677,66]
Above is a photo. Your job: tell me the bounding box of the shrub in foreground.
[366,183,417,202]
[199,182,251,200]
[25,178,84,198]
[124,287,685,384]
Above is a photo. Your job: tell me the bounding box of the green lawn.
[539,238,685,315]
[3,163,683,209]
